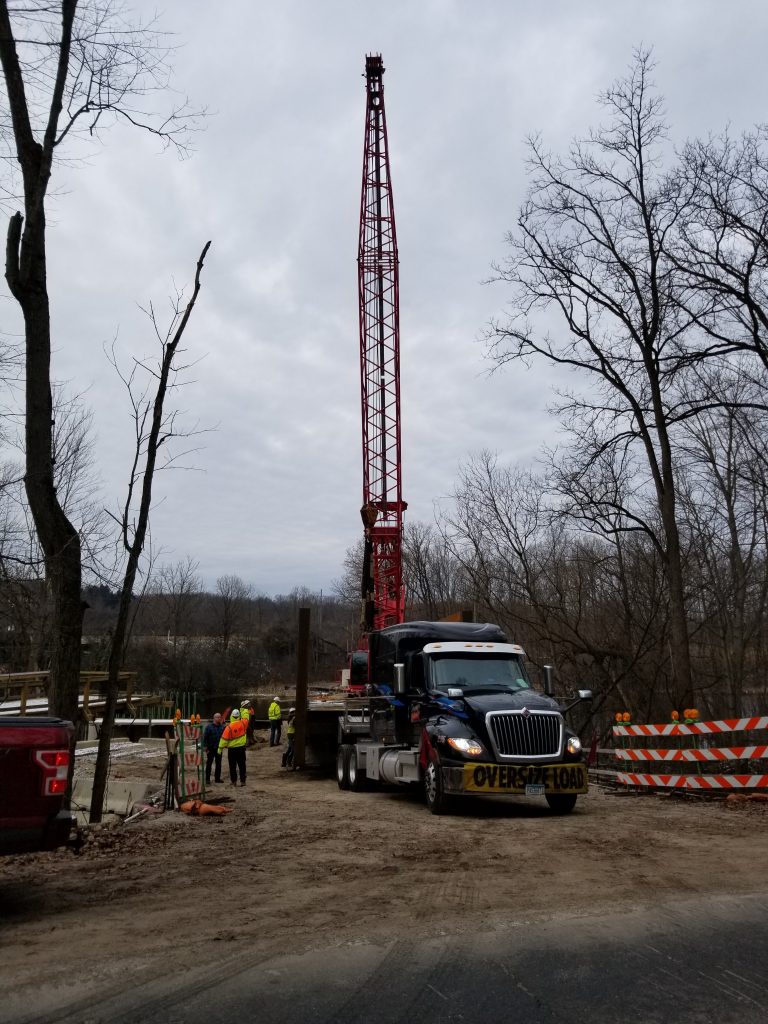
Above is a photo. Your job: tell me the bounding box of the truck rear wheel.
[545,793,577,815]
[348,746,366,792]
[336,744,351,790]
[424,756,451,815]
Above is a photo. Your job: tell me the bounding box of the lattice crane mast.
[358,54,406,638]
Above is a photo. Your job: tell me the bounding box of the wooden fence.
[0,671,137,716]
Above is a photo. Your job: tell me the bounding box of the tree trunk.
[14,218,83,728]
[89,241,210,824]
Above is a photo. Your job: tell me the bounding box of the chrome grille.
[486,711,562,761]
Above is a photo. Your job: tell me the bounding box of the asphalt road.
[14,892,768,1024]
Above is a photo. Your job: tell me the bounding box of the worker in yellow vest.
[268,696,282,747]
[282,707,296,768]
[218,705,251,786]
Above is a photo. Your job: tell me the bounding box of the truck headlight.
[447,737,484,757]
[566,736,582,755]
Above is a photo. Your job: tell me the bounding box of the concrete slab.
[71,778,155,825]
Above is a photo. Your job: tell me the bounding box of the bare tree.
[0,0,197,727]
[152,555,201,650]
[486,51,705,707]
[402,521,467,621]
[676,364,768,715]
[440,451,668,718]
[211,573,253,653]
[676,129,768,373]
[0,388,109,669]
[89,241,210,824]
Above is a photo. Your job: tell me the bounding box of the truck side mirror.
[560,689,593,713]
[543,665,554,696]
[394,663,405,695]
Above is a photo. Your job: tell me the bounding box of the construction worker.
[282,707,296,768]
[218,707,249,786]
[203,712,225,785]
[268,696,282,746]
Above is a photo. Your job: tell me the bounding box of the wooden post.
[20,683,27,716]
[293,607,310,769]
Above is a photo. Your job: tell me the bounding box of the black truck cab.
[337,621,591,815]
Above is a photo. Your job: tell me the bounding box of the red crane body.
[357,54,406,638]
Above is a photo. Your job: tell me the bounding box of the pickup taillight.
[33,749,71,796]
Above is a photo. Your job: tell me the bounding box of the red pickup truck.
[0,717,76,855]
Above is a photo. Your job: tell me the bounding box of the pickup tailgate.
[0,717,75,854]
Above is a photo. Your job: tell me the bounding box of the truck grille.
[486,711,562,761]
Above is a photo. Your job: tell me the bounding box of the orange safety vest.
[218,715,248,751]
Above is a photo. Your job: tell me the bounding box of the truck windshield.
[429,655,531,693]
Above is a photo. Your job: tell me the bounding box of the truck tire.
[424,756,452,815]
[336,744,351,790]
[348,746,366,792]
[545,793,577,815]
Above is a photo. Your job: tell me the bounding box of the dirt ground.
[1,732,767,1020]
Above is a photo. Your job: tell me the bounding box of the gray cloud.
[5,0,767,593]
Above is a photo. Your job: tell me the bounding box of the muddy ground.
[1,733,766,1021]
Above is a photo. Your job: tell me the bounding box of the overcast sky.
[7,0,768,595]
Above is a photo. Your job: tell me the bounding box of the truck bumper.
[0,811,75,856]
[442,761,588,796]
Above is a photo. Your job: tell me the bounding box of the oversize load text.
[464,763,587,793]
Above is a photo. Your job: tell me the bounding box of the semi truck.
[333,621,592,815]
[0,717,76,855]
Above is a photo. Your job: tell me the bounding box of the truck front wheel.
[545,793,577,815]
[336,744,351,790]
[424,757,452,815]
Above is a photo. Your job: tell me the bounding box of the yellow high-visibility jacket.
[218,709,251,752]
[268,701,282,722]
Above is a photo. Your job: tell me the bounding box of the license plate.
[525,784,545,796]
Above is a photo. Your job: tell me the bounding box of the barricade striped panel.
[616,772,768,789]
[184,752,201,768]
[615,745,768,762]
[613,716,768,738]
[685,774,768,790]
[616,772,688,788]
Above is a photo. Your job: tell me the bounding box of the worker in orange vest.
[218,706,251,787]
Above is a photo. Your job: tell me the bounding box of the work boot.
[240,780,246,787]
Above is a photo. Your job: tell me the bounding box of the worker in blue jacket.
[203,712,225,785]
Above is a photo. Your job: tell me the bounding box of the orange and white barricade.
[612,714,768,793]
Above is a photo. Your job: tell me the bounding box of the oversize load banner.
[464,762,587,794]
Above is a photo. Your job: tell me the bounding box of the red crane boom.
[358,54,406,636]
